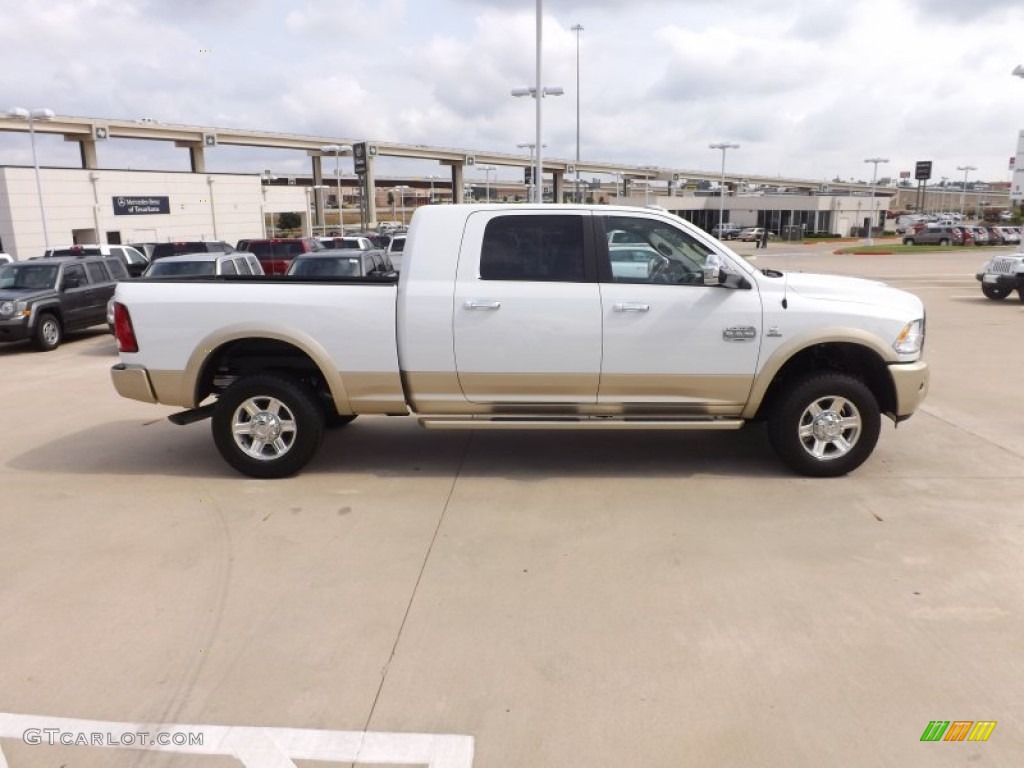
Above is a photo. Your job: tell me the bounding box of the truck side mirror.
[703,253,724,285]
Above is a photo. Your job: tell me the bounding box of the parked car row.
[2,228,409,351]
[902,224,1021,247]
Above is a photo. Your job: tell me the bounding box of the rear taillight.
[113,302,139,353]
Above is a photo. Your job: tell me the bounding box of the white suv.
[44,244,149,277]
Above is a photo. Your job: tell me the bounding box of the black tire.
[1018,287,1024,303]
[211,374,324,478]
[903,238,914,245]
[981,283,1012,300]
[767,373,881,478]
[33,313,62,351]
[938,238,950,246]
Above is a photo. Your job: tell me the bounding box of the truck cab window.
[600,215,714,285]
[480,215,585,282]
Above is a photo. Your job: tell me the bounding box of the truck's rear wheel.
[212,374,324,478]
[981,283,1011,300]
[767,373,881,477]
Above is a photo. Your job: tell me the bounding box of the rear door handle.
[613,302,650,313]
[464,299,501,310]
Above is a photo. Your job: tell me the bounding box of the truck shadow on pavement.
[9,415,785,480]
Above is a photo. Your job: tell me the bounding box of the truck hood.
[783,272,922,313]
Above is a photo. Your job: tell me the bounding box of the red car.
[236,238,323,275]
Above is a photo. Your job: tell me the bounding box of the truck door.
[596,213,763,413]
[453,210,602,404]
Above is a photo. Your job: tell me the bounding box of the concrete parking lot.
[0,242,1022,767]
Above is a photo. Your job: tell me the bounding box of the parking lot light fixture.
[477,165,497,202]
[517,143,547,201]
[509,1,565,204]
[320,144,352,234]
[863,157,889,245]
[572,23,584,203]
[957,164,977,220]
[709,142,739,235]
[8,106,56,250]
[426,174,442,203]
[512,83,564,204]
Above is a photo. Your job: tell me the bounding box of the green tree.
[276,212,301,231]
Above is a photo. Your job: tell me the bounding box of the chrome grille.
[989,258,1019,275]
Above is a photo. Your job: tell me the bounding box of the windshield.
[146,261,217,277]
[0,263,60,290]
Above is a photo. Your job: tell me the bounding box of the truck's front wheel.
[767,373,881,477]
[981,283,1012,300]
[212,374,324,478]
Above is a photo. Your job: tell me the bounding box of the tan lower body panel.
[419,416,745,430]
[110,365,158,404]
[889,361,930,417]
[403,371,749,417]
[341,371,408,415]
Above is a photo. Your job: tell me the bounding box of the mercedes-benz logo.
[117,197,126,207]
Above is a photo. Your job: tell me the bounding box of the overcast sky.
[2,0,1023,185]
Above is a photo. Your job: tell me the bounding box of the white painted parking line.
[0,712,474,768]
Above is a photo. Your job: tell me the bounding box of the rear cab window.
[479,215,587,282]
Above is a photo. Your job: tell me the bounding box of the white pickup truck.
[110,204,929,478]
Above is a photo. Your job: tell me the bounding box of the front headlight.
[893,319,925,355]
[0,301,13,317]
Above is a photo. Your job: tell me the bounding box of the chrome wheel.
[213,374,324,478]
[41,319,60,346]
[797,395,861,461]
[33,313,62,351]
[230,396,298,461]
[767,373,880,477]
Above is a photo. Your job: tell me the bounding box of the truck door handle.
[463,300,501,310]
[613,302,650,313]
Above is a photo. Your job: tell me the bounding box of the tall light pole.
[517,142,547,201]
[477,164,497,202]
[393,186,410,225]
[957,164,977,220]
[572,23,583,203]
[509,1,564,204]
[8,107,56,250]
[261,169,276,237]
[511,85,563,203]
[863,156,889,245]
[709,142,739,235]
[426,174,441,203]
[641,166,658,206]
[320,144,351,234]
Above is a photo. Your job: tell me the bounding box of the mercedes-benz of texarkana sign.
[109,205,929,478]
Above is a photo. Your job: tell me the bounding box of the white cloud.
[2,0,1023,183]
